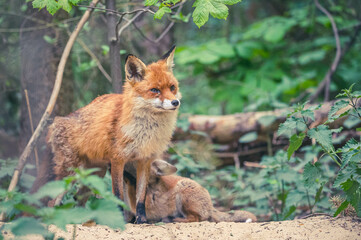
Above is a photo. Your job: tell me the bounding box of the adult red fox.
[31,47,180,224]
[124,160,257,223]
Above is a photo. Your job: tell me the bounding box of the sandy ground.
[3,215,360,240]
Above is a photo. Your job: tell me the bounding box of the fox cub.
[124,160,257,223]
[32,47,181,224]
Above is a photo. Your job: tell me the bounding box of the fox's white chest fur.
[121,109,178,159]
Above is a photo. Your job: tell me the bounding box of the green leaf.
[327,99,350,123]
[88,199,125,229]
[14,203,38,215]
[239,131,258,143]
[205,39,235,58]
[145,0,158,6]
[314,184,324,205]
[222,0,242,5]
[278,116,306,137]
[303,162,322,188]
[235,41,263,59]
[334,199,349,217]
[41,207,92,230]
[32,0,47,9]
[298,50,326,65]
[5,217,49,236]
[342,179,360,200]
[154,6,172,20]
[283,205,296,220]
[81,175,107,195]
[300,109,315,121]
[58,0,72,12]
[264,23,288,43]
[343,116,361,129]
[258,115,277,127]
[340,139,361,168]
[44,0,60,15]
[192,0,232,28]
[33,180,66,200]
[192,0,210,28]
[307,125,333,152]
[172,12,191,23]
[43,35,56,44]
[333,162,358,188]
[287,132,305,160]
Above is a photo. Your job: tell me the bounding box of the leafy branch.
[31,0,243,28]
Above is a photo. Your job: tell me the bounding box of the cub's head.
[124,46,181,112]
[151,159,177,177]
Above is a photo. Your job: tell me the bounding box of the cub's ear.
[125,54,147,84]
[152,159,177,176]
[160,45,176,72]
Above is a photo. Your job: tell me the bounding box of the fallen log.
[174,100,361,167]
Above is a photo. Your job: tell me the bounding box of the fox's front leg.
[135,159,152,224]
[111,158,125,204]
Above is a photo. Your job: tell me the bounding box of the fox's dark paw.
[135,215,147,224]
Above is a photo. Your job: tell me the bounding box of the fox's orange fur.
[35,47,180,224]
[124,160,257,223]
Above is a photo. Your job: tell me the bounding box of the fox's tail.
[30,145,55,194]
[210,208,257,223]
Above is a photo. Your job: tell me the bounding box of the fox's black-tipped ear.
[161,45,176,72]
[125,54,147,84]
[152,160,177,176]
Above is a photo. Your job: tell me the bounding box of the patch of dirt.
[2,216,361,240]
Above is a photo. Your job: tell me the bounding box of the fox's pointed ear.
[125,54,146,84]
[161,45,176,72]
[152,160,177,176]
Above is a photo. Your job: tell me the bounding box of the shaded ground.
[4,215,360,240]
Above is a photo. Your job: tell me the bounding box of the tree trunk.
[19,6,56,167]
[19,4,74,173]
[106,0,122,93]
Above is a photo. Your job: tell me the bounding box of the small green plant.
[0,167,126,238]
[279,84,361,217]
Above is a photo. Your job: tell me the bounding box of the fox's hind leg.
[48,124,82,207]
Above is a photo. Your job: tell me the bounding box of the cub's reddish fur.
[33,47,180,224]
[124,160,257,223]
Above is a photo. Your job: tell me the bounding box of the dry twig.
[24,89,39,170]
[310,0,341,103]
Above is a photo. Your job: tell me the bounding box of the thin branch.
[117,10,148,38]
[66,29,112,83]
[0,0,100,221]
[77,4,154,17]
[24,89,39,171]
[132,21,174,44]
[310,0,342,103]
[0,14,91,33]
[131,2,185,44]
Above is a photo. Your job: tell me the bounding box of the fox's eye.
[170,85,176,91]
[150,88,161,94]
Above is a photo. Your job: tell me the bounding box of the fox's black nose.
[171,100,180,107]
